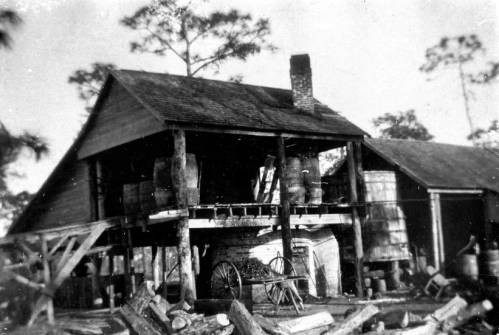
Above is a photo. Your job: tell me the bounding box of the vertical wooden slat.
[109,249,115,312]
[41,235,54,324]
[161,246,168,298]
[429,192,444,270]
[96,159,106,220]
[152,245,161,290]
[87,159,98,221]
[172,129,196,302]
[347,141,364,298]
[122,227,132,299]
[276,136,293,273]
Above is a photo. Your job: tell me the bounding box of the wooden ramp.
[0,220,115,326]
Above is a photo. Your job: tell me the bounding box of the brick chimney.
[290,54,314,114]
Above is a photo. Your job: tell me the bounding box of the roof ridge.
[115,68,294,94]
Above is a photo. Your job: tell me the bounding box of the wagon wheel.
[265,256,298,305]
[211,261,242,300]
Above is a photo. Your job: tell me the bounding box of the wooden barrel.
[285,157,305,204]
[153,157,174,208]
[186,153,200,205]
[484,249,499,281]
[373,278,387,294]
[363,170,410,262]
[139,180,156,213]
[458,254,479,281]
[302,156,322,204]
[123,183,139,215]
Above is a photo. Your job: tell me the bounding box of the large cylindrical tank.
[186,153,200,206]
[285,157,305,204]
[153,157,174,208]
[123,183,140,215]
[302,156,322,204]
[139,180,156,212]
[363,171,410,262]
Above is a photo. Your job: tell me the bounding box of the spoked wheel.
[265,256,298,305]
[210,261,242,299]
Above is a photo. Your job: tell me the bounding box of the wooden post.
[96,159,106,220]
[152,245,161,291]
[108,250,115,312]
[41,235,54,324]
[347,141,364,297]
[429,192,444,270]
[161,246,168,298]
[122,227,133,299]
[172,129,196,302]
[276,136,293,273]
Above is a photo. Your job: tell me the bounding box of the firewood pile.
[119,282,234,335]
[118,281,498,335]
[234,258,274,281]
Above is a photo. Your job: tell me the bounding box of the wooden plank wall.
[78,82,165,159]
[18,158,92,231]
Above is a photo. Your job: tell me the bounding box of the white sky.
[1,0,498,195]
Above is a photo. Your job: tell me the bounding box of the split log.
[324,304,379,335]
[229,300,265,335]
[364,310,423,330]
[149,301,174,334]
[363,322,438,335]
[424,295,468,322]
[253,314,288,335]
[178,314,232,335]
[195,299,253,314]
[128,282,154,314]
[442,299,493,331]
[278,311,334,334]
[119,304,162,335]
[172,316,188,331]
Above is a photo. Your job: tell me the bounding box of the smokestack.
[290,54,314,114]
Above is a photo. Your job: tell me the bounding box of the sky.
[0,0,498,195]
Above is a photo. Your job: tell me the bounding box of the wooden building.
[325,138,499,275]
[2,54,369,324]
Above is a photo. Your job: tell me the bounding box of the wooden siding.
[78,82,166,159]
[18,158,91,231]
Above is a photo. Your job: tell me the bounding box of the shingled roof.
[365,138,499,193]
[112,70,366,136]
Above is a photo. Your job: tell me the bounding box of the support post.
[152,245,161,291]
[122,227,133,299]
[347,141,364,297]
[276,136,293,273]
[41,235,54,324]
[429,192,444,270]
[109,250,115,312]
[172,129,196,302]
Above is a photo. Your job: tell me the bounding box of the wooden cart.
[210,256,306,313]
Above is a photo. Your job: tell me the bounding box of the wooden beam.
[162,123,362,142]
[172,129,196,302]
[48,233,70,257]
[347,141,364,298]
[188,213,352,228]
[28,223,108,326]
[41,235,54,325]
[276,136,293,274]
[429,192,444,270]
[54,236,77,275]
[427,188,483,194]
[0,218,117,247]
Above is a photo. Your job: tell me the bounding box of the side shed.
[362,138,499,270]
